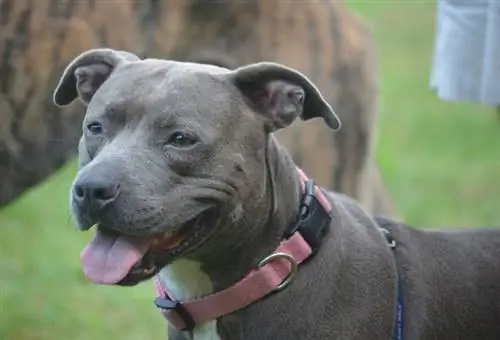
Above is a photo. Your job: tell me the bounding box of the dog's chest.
[158,259,221,340]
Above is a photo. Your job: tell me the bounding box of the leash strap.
[394,281,405,340]
[380,227,405,340]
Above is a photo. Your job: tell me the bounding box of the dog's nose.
[73,177,120,210]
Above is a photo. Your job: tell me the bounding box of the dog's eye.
[86,122,103,135]
[167,132,197,147]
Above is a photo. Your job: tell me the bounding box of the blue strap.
[393,281,405,340]
[379,227,404,340]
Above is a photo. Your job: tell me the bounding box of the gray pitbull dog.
[53,48,500,340]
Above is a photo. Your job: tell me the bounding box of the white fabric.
[430,0,500,105]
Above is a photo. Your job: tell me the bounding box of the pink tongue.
[81,229,151,285]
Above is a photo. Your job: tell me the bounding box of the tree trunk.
[0,0,396,216]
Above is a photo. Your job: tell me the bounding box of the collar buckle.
[284,179,332,255]
[154,297,196,331]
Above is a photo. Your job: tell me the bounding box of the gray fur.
[55,48,500,340]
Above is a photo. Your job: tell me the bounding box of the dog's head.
[53,48,340,286]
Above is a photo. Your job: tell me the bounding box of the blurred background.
[1,1,499,339]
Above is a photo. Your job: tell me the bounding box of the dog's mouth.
[80,208,219,286]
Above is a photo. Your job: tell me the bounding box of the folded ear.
[227,62,341,131]
[53,48,140,107]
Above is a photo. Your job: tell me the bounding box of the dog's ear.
[227,62,341,131]
[53,48,140,107]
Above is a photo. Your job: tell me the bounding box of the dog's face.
[53,48,339,286]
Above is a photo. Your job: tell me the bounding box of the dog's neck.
[157,135,301,301]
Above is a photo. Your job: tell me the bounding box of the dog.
[53,48,500,340]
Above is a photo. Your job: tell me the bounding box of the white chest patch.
[158,259,221,340]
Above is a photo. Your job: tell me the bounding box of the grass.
[346,1,500,227]
[2,1,500,339]
[0,164,166,340]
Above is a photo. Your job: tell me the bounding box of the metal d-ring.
[258,252,298,292]
[379,227,396,249]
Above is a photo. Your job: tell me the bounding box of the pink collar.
[153,168,332,331]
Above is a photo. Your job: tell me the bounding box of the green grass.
[345,1,500,227]
[0,164,166,339]
[2,1,500,339]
